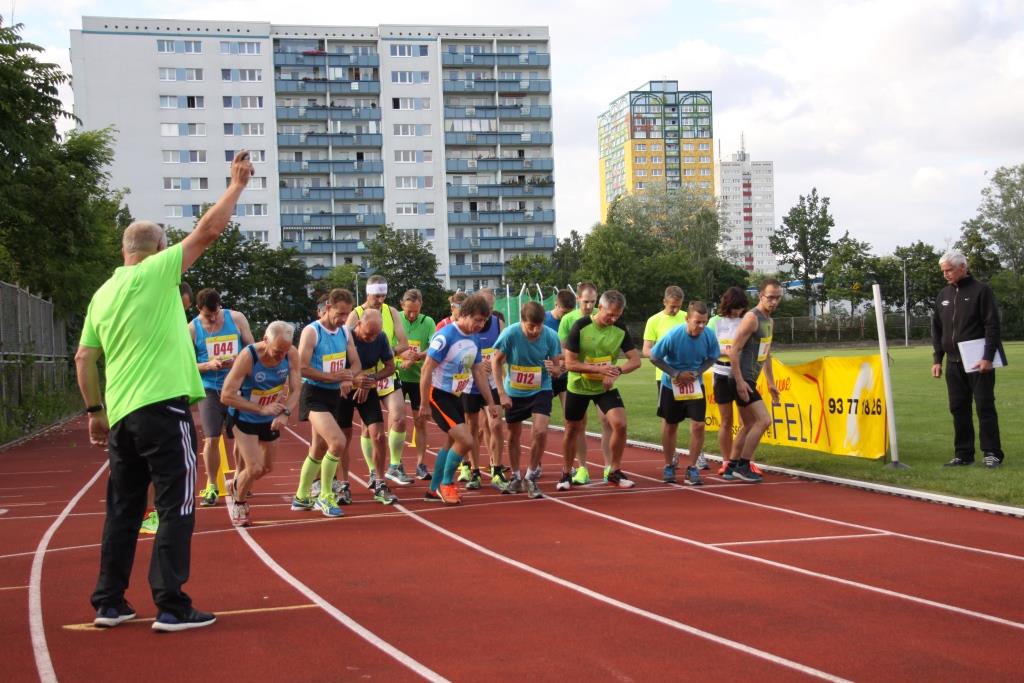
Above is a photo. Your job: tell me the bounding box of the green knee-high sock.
[319,453,340,499]
[296,455,321,498]
[388,429,406,466]
[361,435,374,472]
[442,450,463,485]
[430,448,449,492]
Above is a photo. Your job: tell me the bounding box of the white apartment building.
[718,143,777,273]
[70,18,556,289]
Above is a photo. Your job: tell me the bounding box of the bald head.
[355,308,383,341]
[122,221,167,255]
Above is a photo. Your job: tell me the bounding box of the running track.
[2,415,1023,682]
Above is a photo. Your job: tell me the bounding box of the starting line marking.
[63,603,318,630]
[710,532,891,548]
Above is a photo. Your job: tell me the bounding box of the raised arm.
[181,151,253,272]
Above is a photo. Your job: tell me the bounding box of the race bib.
[717,338,733,363]
[757,336,773,362]
[205,334,238,361]
[482,347,497,388]
[510,364,542,391]
[452,371,472,396]
[376,374,396,395]
[409,339,422,352]
[671,380,703,401]
[582,355,612,381]
[251,384,284,406]
[323,351,347,374]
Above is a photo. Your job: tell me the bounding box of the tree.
[823,231,874,311]
[550,229,584,287]
[770,188,835,315]
[315,264,362,296]
[168,222,310,333]
[956,218,1001,283]
[503,254,556,288]
[892,241,945,313]
[365,225,447,319]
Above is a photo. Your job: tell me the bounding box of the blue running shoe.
[662,464,676,483]
[684,465,704,486]
[314,494,344,517]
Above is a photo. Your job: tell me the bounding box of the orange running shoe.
[438,483,462,505]
[717,460,732,475]
[749,461,764,476]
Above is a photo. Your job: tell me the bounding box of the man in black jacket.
[930,249,1006,468]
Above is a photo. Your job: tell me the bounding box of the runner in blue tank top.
[418,294,499,505]
[221,322,300,527]
[293,288,362,518]
[189,288,254,506]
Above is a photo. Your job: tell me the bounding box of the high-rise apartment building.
[718,141,777,273]
[70,18,556,290]
[597,80,713,221]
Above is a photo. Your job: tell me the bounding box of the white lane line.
[711,532,891,548]
[286,427,847,683]
[541,491,1024,632]
[0,486,56,491]
[233,526,448,682]
[0,470,73,476]
[534,445,1024,564]
[30,460,109,683]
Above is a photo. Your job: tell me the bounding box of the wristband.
[85,404,104,414]
[282,408,291,417]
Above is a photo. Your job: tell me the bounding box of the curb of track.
[0,413,80,454]
[544,424,1024,519]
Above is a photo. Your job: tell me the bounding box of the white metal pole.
[505,283,511,321]
[872,283,907,469]
[902,259,910,347]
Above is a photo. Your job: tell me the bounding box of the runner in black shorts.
[397,289,436,480]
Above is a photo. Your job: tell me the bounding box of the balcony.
[274,52,327,66]
[497,105,552,120]
[327,54,379,67]
[280,212,386,227]
[442,79,498,93]
[441,53,497,66]
[282,239,369,255]
[449,263,505,277]
[446,183,554,199]
[496,79,550,94]
[495,53,550,67]
[277,133,383,148]
[275,80,329,94]
[444,132,552,146]
[444,107,498,119]
[325,79,381,94]
[278,159,384,174]
[279,186,385,201]
[276,106,381,121]
[445,157,554,172]
[448,235,556,251]
[447,209,554,224]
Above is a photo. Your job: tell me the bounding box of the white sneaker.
[695,453,709,470]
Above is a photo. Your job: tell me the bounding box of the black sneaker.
[943,457,974,467]
[983,453,1002,469]
[93,601,136,628]
[151,607,216,632]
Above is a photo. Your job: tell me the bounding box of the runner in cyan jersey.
[562,290,642,490]
[397,289,436,480]
[708,286,749,475]
[293,288,361,517]
[721,278,783,483]
[460,288,507,492]
[418,294,499,505]
[220,321,300,526]
[189,288,254,506]
[493,301,563,499]
[346,274,412,489]
[649,302,719,486]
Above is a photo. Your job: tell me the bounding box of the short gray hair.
[122,220,167,254]
[599,290,626,310]
[939,250,967,268]
[264,320,295,342]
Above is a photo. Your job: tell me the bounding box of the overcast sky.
[12,0,1024,256]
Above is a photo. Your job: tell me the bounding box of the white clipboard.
[957,338,1006,373]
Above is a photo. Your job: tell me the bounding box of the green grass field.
[548,342,1023,507]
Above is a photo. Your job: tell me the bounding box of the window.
[394,150,416,163]
[224,123,264,136]
[239,69,261,82]
[699,168,711,176]
[185,68,202,81]
[157,40,174,53]
[636,169,646,177]
[651,144,662,151]
[159,68,176,81]
[682,143,694,151]
[163,177,182,190]
[240,95,263,109]
[183,40,201,53]
[635,182,646,190]
[165,205,184,218]
[634,156,646,164]
[390,44,429,57]
[395,203,416,215]
[635,144,646,151]
[228,176,267,189]
[392,97,430,110]
[225,149,266,162]
[159,96,178,109]
[652,169,663,176]
[393,124,430,136]
[160,123,178,136]
[234,204,268,217]
[162,150,179,163]
[188,150,206,162]
[698,143,710,151]
[395,176,433,189]
[683,156,695,164]
[651,156,662,164]
[222,40,261,55]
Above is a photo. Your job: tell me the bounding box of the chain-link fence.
[0,282,71,413]
[770,314,933,346]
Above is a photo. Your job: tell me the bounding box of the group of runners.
[183,272,785,527]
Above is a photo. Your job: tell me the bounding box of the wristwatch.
[282,408,291,417]
[85,404,104,414]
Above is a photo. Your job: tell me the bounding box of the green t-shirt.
[79,243,204,426]
[642,310,687,382]
[565,316,636,395]
[397,312,436,382]
[558,308,583,343]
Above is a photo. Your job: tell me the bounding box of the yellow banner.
[704,355,888,459]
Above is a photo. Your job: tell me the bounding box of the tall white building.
[718,141,777,273]
[70,18,556,289]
